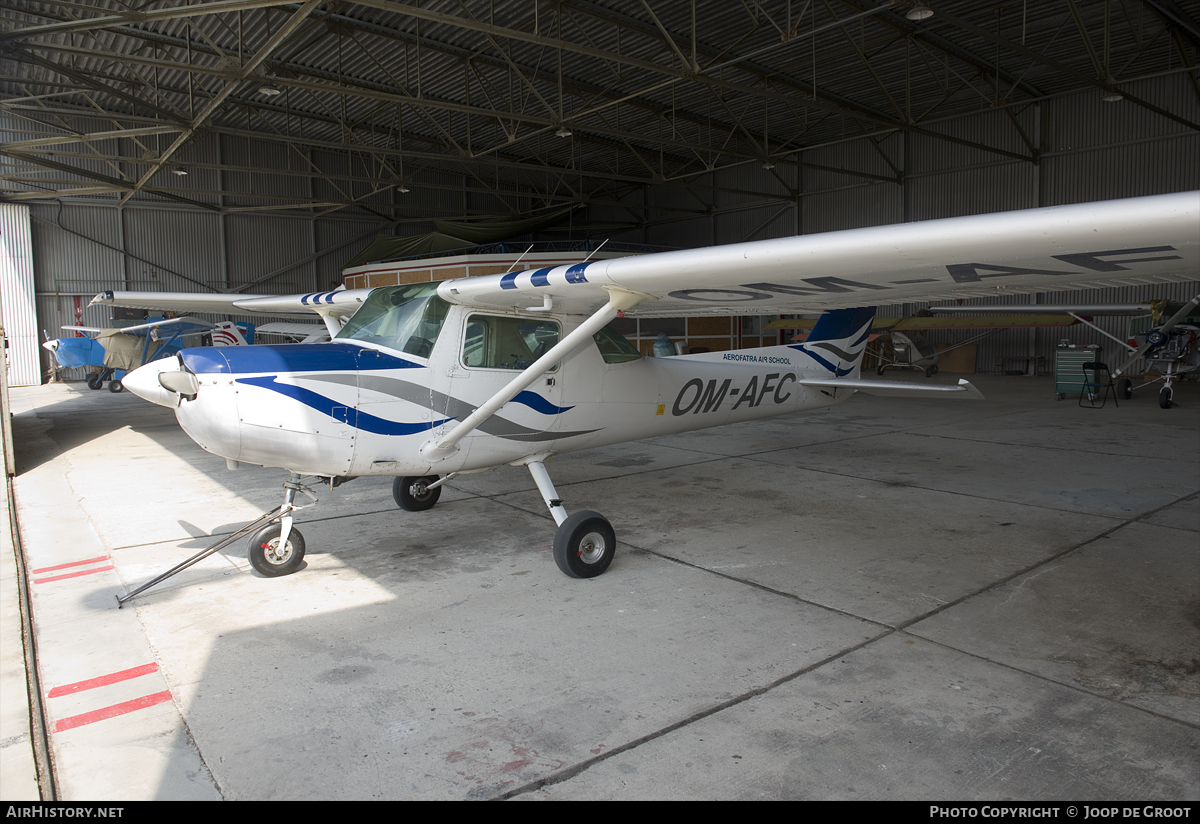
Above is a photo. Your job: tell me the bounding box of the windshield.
[336,282,449,358]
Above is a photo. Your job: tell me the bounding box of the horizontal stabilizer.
[798,377,984,400]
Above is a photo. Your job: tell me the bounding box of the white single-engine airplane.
[115,191,1199,582]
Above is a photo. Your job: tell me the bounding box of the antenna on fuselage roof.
[505,245,535,274]
[582,239,608,263]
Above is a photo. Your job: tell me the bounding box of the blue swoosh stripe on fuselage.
[510,390,574,415]
[236,375,451,436]
[181,344,422,375]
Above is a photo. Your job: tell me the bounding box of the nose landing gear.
[116,474,320,606]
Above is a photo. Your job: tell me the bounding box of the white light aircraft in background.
[111,191,1198,585]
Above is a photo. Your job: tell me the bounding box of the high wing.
[91,288,372,320]
[91,287,374,339]
[62,317,216,336]
[254,321,329,342]
[439,191,1199,317]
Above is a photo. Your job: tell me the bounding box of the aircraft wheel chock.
[553,510,616,579]
[394,475,441,511]
[248,524,306,577]
[1159,387,1173,409]
[1120,379,1133,400]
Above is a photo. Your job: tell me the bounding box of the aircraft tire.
[1159,387,1173,409]
[87,374,104,390]
[108,380,124,393]
[876,363,886,375]
[553,510,616,579]
[248,524,306,577]
[1120,379,1133,400]
[394,475,441,511]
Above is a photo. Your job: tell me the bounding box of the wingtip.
[957,378,986,400]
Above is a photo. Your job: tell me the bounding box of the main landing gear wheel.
[1159,386,1174,409]
[553,510,616,579]
[1120,379,1133,400]
[924,365,939,377]
[394,475,441,511]
[876,362,886,375]
[108,379,124,393]
[248,524,306,577]
[87,373,104,390]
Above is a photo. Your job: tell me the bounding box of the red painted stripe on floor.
[31,556,109,574]
[33,565,114,584]
[48,663,160,699]
[52,691,174,733]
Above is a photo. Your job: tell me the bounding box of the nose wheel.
[246,473,317,577]
[248,524,306,577]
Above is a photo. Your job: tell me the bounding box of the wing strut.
[420,287,652,462]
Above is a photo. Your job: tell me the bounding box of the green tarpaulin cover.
[342,207,576,269]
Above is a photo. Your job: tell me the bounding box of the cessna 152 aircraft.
[111,191,1199,583]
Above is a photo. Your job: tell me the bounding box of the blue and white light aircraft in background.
[43,316,229,391]
[109,191,1199,582]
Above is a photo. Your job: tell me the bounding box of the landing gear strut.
[523,458,616,578]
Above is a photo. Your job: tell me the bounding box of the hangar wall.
[0,203,39,386]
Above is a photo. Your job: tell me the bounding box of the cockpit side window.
[592,322,642,364]
[336,283,449,358]
[462,315,561,371]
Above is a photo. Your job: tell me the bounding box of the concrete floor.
[2,374,1197,801]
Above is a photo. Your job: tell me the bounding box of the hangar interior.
[1,0,1198,802]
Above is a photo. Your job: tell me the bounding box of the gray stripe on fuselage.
[303,373,599,441]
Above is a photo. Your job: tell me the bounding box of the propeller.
[1112,294,1200,377]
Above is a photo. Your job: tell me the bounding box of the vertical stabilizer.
[789,307,876,377]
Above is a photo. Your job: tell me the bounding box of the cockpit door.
[431,311,567,465]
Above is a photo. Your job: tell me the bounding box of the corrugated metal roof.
[2,0,1196,220]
